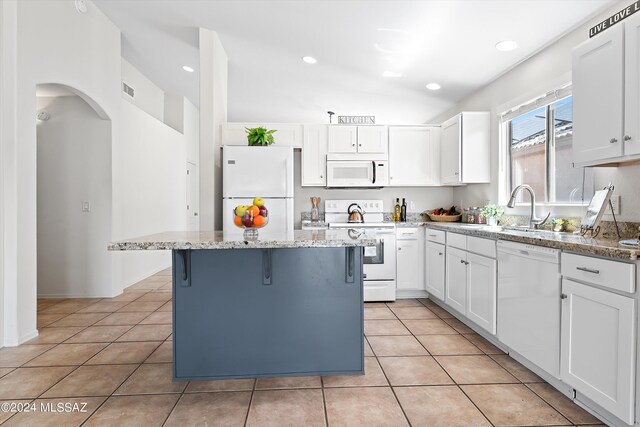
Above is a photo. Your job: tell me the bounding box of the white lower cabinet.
[396,228,425,292]
[445,234,497,335]
[466,253,497,334]
[445,246,467,314]
[561,278,636,424]
[425,241,445,300]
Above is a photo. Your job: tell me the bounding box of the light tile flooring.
[0,269,606,426]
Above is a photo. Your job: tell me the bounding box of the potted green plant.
[552,218,567,232]
[480,204,504,226]
[245,127,277,146]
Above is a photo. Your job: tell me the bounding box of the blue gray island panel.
[172,246,364,380]
[108,230,377,380]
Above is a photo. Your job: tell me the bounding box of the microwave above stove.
[326,156,389,188]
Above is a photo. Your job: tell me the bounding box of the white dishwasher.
[497,240,561,378]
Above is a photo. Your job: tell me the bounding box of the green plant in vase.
[552,218,567,232]
[480,204,504,226]
[245,127,277,146]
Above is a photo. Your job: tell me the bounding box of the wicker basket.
[424,210,462,222]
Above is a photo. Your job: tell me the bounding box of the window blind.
[499,84,572,122]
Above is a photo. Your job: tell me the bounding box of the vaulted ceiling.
[94,0,615,124]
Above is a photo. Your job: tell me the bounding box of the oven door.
[363,230,396,281]
[326,160,387,187]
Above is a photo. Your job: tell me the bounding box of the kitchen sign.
[590,1,640,37]
[337,116,375,124]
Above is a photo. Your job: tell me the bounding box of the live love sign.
[590,1,640,37]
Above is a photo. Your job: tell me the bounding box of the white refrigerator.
[222,146,294,235]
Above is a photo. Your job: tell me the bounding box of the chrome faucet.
[507,184,550,229]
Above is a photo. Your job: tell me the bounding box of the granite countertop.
[108,230,379,251]
[422,222,640,261]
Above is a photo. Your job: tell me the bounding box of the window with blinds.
[501,87,595,205]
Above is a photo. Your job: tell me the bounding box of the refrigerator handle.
[285,155,292,197]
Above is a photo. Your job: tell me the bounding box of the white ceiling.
[94,0,615,124]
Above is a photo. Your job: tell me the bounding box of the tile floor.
[0,269,606,426]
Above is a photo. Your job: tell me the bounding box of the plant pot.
[553,224,565,232]
[486,216,498,226]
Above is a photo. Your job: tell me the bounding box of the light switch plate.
[82,201,90,212]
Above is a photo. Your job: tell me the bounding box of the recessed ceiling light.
[425,82,441,91]
[182,65,195,73]
[302,56,317,64]
[383,71,402,78]
[495,40,518,51]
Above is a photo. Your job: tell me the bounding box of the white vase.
[487,216,498,226]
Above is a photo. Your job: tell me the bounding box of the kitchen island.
[109,230,378,380]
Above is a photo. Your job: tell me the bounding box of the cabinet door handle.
[438,252,443,256]
[561,293,568,299]
[576,266,600,274]
[610,138,618,144]
[398,247,402,251]
[624,135,632,141]
[460,259,466,264]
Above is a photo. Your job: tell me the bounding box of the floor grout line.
[242,376,258,427]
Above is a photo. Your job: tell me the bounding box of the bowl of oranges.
[233,197,269,238]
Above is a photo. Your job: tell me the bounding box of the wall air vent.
[122,82,135,98]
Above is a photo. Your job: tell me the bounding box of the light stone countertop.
[108,230,378,251]
[421,222,639,261]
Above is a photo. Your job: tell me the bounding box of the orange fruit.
[253,215,266,227]
[233,216,243,227]
[248,205,260,217]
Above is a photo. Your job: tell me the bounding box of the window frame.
[500,86,592,208]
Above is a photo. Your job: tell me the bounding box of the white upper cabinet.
[328,126,388,155]
[328,126,357,153]
[357,126,388,154]
[573,24,624,165]
[388,126,440,186]
[440,112,490,185]
[625,14,640,157]
[573,15,640,165]
[301,125,328,187]
[221,123,303,148]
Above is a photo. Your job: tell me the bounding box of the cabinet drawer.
[467,236,496,259]
[425,229,446,244]
[396,227,421,240]
[447,232,467,250]
[561,253,636,293]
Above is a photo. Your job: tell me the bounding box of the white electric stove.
[325,200,396,302]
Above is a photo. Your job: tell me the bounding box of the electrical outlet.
[610,195,621,215]
[82,201,90,213]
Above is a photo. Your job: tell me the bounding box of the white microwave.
[326,159,389,188]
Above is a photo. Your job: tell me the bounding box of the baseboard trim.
[396,290,428,299]
[37,293,115,299]
[18,330,38,346]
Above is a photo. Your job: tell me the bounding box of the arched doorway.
[35,83,113,299]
